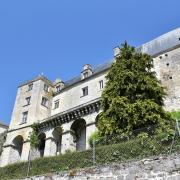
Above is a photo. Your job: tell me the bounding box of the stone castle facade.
[1,28,180,167]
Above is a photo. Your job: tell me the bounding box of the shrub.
[88,131,101,148]
[0,136,179,180]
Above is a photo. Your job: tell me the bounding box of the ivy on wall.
[29,123,40,149]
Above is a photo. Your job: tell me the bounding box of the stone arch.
[52,127,63,155]
[71,119,86,151]
[10,135,24,163]
[38,133,46,157]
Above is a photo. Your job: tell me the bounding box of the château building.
[1,28,180,167]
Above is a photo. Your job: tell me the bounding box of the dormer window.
[81,64,93,80]
[83,72,89,79]
[54,79,65,93]
[56,85,61,93]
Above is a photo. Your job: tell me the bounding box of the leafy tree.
[29,123,40,149]
[97,42,174,138]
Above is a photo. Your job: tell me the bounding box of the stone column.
[61,131,76,154]
[0,145,13,167]
[44,137,56,157]
[21,141,31,162]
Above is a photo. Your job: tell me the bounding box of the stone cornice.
[151,44,180,58]
[5,98,101,134]
[23,140,30,143]
[38,98,101,131]
[18,75,54,88]
[86,122,96,127]
[3,144,16,149]
[8,125,31,133]
[0,123,9,129]
[45,137,55,141]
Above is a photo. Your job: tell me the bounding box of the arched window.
[71,119,86,151]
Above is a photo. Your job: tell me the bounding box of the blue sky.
[0,0,179,125]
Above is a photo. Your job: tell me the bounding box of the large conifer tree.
[97,42,174,137]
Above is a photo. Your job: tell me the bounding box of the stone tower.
[0,75,53,166]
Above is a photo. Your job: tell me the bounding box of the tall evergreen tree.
[97,42,174,137]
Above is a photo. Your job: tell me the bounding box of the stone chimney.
[113,46,121,57]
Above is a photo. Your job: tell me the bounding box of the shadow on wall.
[71,119,86,151]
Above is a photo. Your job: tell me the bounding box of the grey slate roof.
[137,28,180,56]
[18,28,180,91]
[64,28,180,89]
[64,59,113,88]
[18,75,54,88]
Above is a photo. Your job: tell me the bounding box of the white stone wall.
[0,127,31,167]
[51,72,107,116]
[9,79,53,130]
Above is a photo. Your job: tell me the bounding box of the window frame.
[28,83,33,91]
[82,86,88,97]
[56,85,61,93]
[25,96,31,106]
[44,84,49,92]
[54,100,60,109]
[22,111,28,124]
[41,97,49,107]
[99,80,104,90]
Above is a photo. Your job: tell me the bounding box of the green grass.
[171,111,180,120]
[0,137,180,180]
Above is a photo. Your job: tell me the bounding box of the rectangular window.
[41,97,48,107]
[99,80,104,90]
[28,83,33,91]
[82,86,88,96]
[22,111,28,124]
[54,100,59,109]
[44,84,49,92]
[25,97,31,106]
